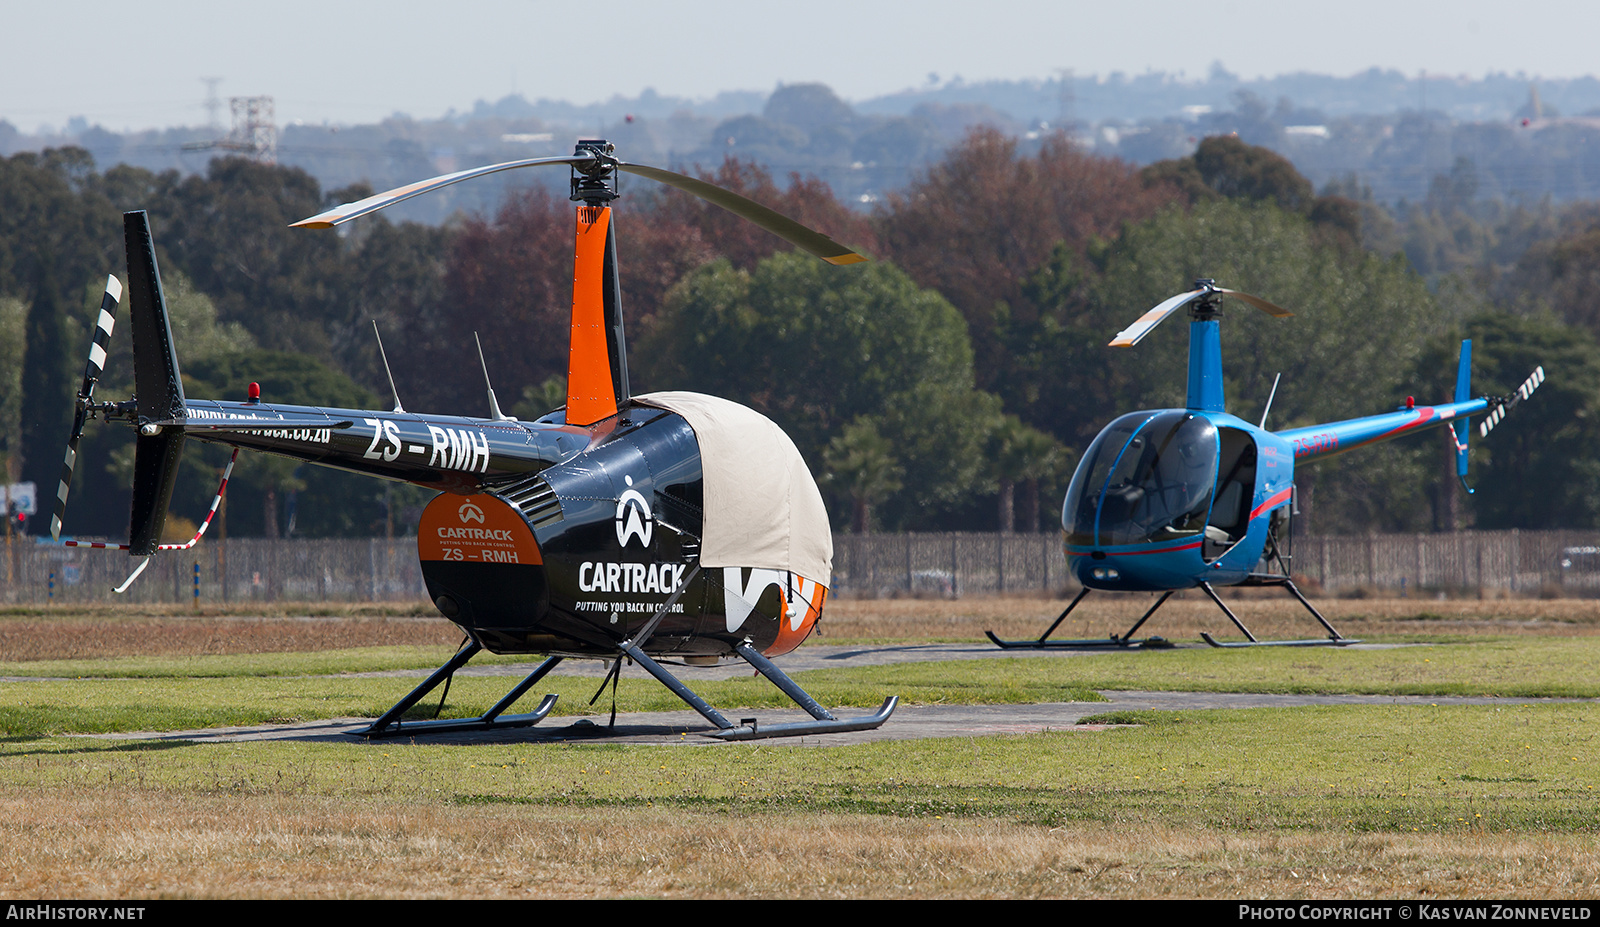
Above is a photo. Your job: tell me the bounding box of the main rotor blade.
[1109,288,1205,347]
[1216,287,1293,318]
[616,162,867,265]
[291,155,598,228]
[291,150,869,265]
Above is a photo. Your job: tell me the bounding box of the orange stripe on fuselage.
[566,206,617,426]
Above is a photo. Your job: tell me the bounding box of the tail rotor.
[1479,366,1547,438]
[51,275,123,540]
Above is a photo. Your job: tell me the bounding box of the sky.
[4,0,1598,133]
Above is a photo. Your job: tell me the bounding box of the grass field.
[1,596,1598,898]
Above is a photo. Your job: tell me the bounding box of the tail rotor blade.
[1479,366,1546,438]
[51,437,80,542]
[52,275,123,540]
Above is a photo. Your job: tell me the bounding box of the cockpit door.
[1202,426,1259,562]
[1064,410,1221,549]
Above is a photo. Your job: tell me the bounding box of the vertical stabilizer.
[124,211,187,554]
[1452,339,1473,491]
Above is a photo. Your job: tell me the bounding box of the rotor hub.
[570,139,619,205]
[1190,279,1223,319]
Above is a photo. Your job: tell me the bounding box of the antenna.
[181,94,277,164]
[372,321,404,413]
[1258,373,1282,429]
[474,332,513,421]
[201,77,223,131]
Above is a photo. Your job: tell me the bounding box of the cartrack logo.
[614,475,653,549]
[458,502,485,524]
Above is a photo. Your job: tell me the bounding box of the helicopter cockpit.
[1064,410,1231,550]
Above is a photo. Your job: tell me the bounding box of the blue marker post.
[193,561,200,610]
[47,571,54,606]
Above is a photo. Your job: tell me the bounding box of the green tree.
[987,414,1071,533]
[0,150,119,503]
[17,265,76,504]
[178,351,382,538]
[1022,199,1451,534]
[1410,312,1600,530]
[152,157,344,358]
[1143,136,1360,252]
[822,417,903,533]
[0,296,25,484]
[637,252,1000,528]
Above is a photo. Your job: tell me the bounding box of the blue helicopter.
[988,279,1546,649]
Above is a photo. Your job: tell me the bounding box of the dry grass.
[3,595,1595,664]
[6,596,1599,899]
[0,614,457,662]
[821,595,1600,643]
[1,792,1594,899]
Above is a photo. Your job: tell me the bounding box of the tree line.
[4,130,1599,540]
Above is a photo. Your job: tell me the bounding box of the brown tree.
[403,188,575,412]
[875,127,1173,389]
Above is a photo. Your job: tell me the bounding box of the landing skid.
[1195,577,1360,648]
[358,642,563,738]
[985,588,1176,650]
[1200,632,1358,648]
[621,639,897,740]
[359,565,897,741]
[984,630,1172,650]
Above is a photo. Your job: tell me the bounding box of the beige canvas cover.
[634,392,833,586]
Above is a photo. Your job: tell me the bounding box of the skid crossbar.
[986,587,1175,649]
[1198,577,1359,648]
[358,645,564,738]
[618,639,897,740]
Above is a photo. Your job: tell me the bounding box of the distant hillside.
[6,69,1600,219]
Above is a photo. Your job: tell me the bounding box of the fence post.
[1366,532,1375,588]
[1475,535,1483,597]
[906,533,913,593]
[950,534,959,598]
[1511,529,1520,594]
[996,532,1004,594]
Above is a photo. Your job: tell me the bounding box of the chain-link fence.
[0,538,426,605]
[5,530,1600,604]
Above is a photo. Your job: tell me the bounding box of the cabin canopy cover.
[635,392,833,586]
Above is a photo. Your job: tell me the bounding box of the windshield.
[1063,411,1219,547]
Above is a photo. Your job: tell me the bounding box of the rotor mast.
[564,140,630,426]
[1186,279,1227,414]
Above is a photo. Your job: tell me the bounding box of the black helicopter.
[53,139,896,741]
